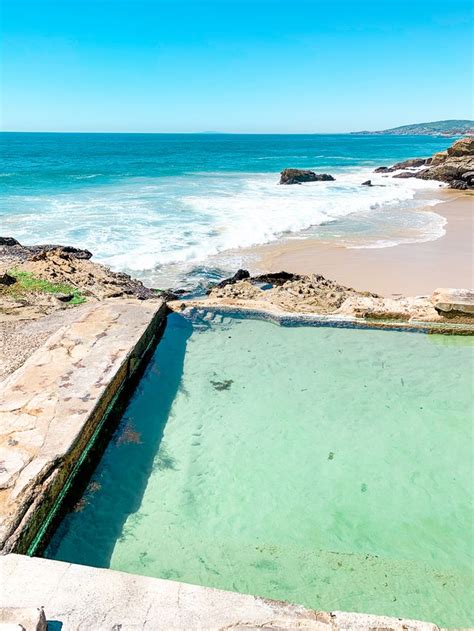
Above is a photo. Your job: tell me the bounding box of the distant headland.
[352,119,474,137]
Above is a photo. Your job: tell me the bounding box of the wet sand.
[248,191,473,296]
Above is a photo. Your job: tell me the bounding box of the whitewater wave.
[1,167,445,284]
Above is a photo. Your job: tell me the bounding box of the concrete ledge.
[0,299,166,553]
[170,301,474,335]
[0,554,440,630]
[0,607,46,631]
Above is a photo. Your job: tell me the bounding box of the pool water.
[44,312,474,627]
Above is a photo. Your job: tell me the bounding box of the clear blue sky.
[1,0,473,133]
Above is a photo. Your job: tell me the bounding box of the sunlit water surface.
[45,312,474,627]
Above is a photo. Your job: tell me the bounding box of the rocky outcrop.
[0,238,159,324]
[374,137,474,189]
[374,158,428,174]
[279,169,335,185]
[214,268,250,290]
[0,238,93,262]
[252,271,302,285]
[171,271,474,329]
[208,273,380,314]
[431,288,474,316]
[392,171,417,179]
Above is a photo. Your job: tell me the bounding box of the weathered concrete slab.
[0,554,439,630]
[432,288,474,315]
[0,299,165,553]
[0,606,46,631]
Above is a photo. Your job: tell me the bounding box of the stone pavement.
[0,299,165,553]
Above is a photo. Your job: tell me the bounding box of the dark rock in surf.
[279,169,335,185]
[450,179,469,190]
[392,171,417,179]
[380,137,474,189]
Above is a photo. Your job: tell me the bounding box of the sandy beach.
[247,191,473,297]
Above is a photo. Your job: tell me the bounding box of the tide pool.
[45,312,474,627]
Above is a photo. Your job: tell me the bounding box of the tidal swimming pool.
[44,311,473,627]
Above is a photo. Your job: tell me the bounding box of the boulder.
[56,292,75,302]
[31,244,93,260]
[432,288,474,316]
[392,171,416,179]
[430,150,448,166]
[381,137,474,188]
[446,136,474,157]
[416,156,474,183]
[279,169,335,185]
[361,180,373,186]
[0,237,21,247]
[450,180,469,190]
[0,273,16,286]
[213,269,250,291]
[391,157,427,170]
[252,271,302,286]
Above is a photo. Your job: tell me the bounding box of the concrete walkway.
[0,554,440,630]
[0,299,165,553]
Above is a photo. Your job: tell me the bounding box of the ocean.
[0,133,453,289]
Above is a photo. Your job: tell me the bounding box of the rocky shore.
[171,269,474,329]
[2,235,473,380]
[375,136,474,189]
[0,238,164,379]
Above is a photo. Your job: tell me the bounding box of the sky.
[1,0,473,133]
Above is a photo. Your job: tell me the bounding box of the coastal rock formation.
[173,271,474,329]
[375,158,430,174]
[392,171,417,179]
[0,238,159,325]
[279,169,335,185]
[208,273,380,314]
[431,288,474,316]
[0,238,93,263]
[375,136,474,189]
[214,268,250,290]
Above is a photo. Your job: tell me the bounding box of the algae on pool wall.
[45,312,474,628]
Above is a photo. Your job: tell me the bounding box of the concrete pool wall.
[0,298,166,554]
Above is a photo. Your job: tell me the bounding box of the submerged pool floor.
[45,312,473,627]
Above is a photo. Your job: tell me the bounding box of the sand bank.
[247,191,473,297]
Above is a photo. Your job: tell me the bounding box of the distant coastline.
[352,119,474,137]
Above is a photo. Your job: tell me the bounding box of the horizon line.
[1,129,470,136]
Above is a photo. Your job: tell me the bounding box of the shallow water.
[44,313,474,627]
[1,133,450,287]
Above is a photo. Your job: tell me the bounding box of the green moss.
[4,269,86,305]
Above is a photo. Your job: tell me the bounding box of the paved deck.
[0,554,439,630]
[0,299,166,553]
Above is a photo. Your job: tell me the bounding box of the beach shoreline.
[238,190,473,297]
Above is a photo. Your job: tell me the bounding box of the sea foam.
[1,167,445,286]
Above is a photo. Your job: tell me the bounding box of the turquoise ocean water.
[0,133,453,288]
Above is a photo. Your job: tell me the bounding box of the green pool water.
[44,311,474,627]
